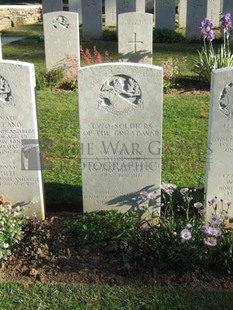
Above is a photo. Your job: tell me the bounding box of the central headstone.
[186,0,207,41]
[78,63,163,213]
[207,0,221,28]
[105,0,116,27]
[0,60,45,219]
[118,12,153,64]
[154,0,176,30]
[82,0,102,39]
[205,67,233,224]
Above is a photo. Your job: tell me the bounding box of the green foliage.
[36,69,64,90]
[64,210,138,248]
[64,189,233,274]
[153,29,185,43]
[0,202,26,261]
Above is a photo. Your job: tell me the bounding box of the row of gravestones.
[43,11,153,69]
[41,0,233,41]
[1,62,233,223]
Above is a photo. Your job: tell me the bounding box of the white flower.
[2,242,9,249]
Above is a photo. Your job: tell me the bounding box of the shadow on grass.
[44,183,83,213]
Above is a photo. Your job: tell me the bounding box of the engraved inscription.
[52,15,69,29]
[219,82,233,117]
[98,75,144,115]
[0,75,14,108]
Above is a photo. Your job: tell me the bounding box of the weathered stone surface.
[118,12,153,64]
[43,11,80,71]
[205,67,233,225]
[0,60,45,219]
[78,63,163,214]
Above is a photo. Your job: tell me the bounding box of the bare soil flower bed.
[0,213,233,290]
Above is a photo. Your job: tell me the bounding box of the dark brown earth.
[2,81,230,289]
[0,213,233,290]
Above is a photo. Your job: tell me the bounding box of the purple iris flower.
[221,13,232,31]
[200,18,215,41]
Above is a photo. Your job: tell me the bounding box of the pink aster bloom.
[204,237,217,247]
[181,229,192,243]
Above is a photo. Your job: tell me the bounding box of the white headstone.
[118,12,153,64]
[222,0,233,16]
[179,0,187,28]
[42,0,63,14]
[186,0,208,41]
[82,0,102,39]
[205,67,233,224]
[154,0,176,30]
[69,0,82,24]
[207,0,221,28]
[43,11,80,71]
[0,60,45,219]
[78,63,163,214]
[117,0,145,14]
[105,0,116,27]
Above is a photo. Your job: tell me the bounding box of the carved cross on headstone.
[127,33,143,52]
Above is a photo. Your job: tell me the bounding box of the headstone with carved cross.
[154,0,176,30]
[82,0,102,39]
[186,0,207,41]
[205,66,233,227]
[118,12,153,64]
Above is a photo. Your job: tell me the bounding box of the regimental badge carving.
[52,15,69,30]
[98,75,144,115]
[219,82,233,117]
[0,75,14,108]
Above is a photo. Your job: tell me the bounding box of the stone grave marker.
[69,0,82,24]
[0,60,45,219]
[105,0,116,27]
[42,0,63,14]
[186,0,207,41]
[179,0,187,28]
[116,0,145,28]
[82,0,102,39]
[207,0,221,28]
[223,0,233,16]
[78,63,163,214]
[154,0,176,30]
[205,67,233,224]
[118,12,153,64]
[43,11,80,71]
